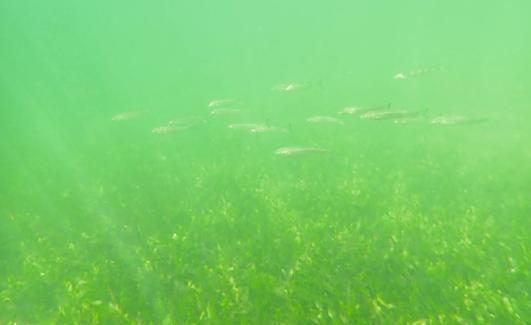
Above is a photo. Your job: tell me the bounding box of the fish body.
[152,116,204,134]
[249,125,287,133]
[208,99,237,108]
[361,109,427,121]
[393,67,442,80]
[228,123,266,130]
[361,110,407,120]
[152,126,179,134]
[228,123,285,133]
[430,115,487,125]
[272,83,305,92]
[338,106,373,115]
[274,146,327,156]
[339,104,391,116]
[307,116,344,124]
[393,73,407,80]
[111,111,143,121]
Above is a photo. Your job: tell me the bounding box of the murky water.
[1,1,530,323]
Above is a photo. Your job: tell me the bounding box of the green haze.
[1,0,530,324]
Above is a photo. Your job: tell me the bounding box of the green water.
[1,1,530,324]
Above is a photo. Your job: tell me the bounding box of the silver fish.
[393,73,407,80]
[361,109,427,121]
[393,67,442,80]
[153,116,204,134]
[338,106,372,115]
[208,99,237,108]
[274,146,328,156]
[339,104,391,116]
[152,125,180,134]
[250,125,287,133]
[272,83,305,92]
[307,116,344,124]
[111,111,143,121]
[430,115,487,125]
[228,123,266,130]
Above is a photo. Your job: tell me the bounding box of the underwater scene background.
[1,0,530,323]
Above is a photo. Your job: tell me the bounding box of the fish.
[249,125,287,133]
[338,104,391,116]
[227,123,266,130]
[208,99,237,108]
[393,67,442,80]
[274,146,328,156]
[111,111,144,121]
[361,108,428,121]
[306,116,344,124]
[393,73,407,80]
[228,123,285,133]
[430,115,487,125]
[338,106,373,115]
[152,116,205,134]
[152,125,180,134]
[272,83,305,92]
